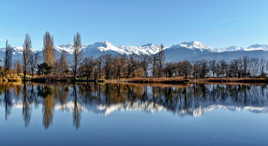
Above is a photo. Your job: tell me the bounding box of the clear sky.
[0,0,267,49]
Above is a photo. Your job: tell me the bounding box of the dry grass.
[25,74,268,85]
[199,77,268,83]
[105,77,189,84]
[105,77,268,85]
[0,74,22,83]
[106,81,190,88]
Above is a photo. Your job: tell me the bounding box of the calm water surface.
[0,83,268,146]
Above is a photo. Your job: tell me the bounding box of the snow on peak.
[120,43,162,55]
[246,44,268,51]
[13,46,23,52]
[141,43,154,47]
[89,41,130,55]
[168,41,211,52]
[10,41,268,56]
[56,44,74,54]
[215,46,244,52]
[224,46,244,51]
[179,41,209,50]
[83,41,162,55]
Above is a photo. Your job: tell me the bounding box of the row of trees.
[2,32,268,80]
[19,32,82,80]
[76,55,268,80]
[163,57,267,78]
[20,32,165,80]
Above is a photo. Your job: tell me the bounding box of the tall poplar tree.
[73,33,82,79]
[43,32,55,67]
[23,34,32,80]
[4,40,13,72]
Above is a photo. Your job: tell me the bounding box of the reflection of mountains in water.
[2,84,268,118]
[57,100,268,117]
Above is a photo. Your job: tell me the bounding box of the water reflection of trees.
[0,83,268,128]
[73,85,81,129]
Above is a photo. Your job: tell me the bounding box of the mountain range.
[1,41,268,65]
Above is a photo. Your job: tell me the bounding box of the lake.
[0,83,268,146]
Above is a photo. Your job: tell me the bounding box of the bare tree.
[73,32,82,80]
[163,62,176,77]
[29,53,38,76]
[96,57,103,79]
[178,61,192,78]
[79,57,97,80]
[140,55,150,77]
[208,60,217,77]
[57,51,69,74]
[4,40,13,72]
[15,61,23,75]
[158,44,165,76]
[152,54,158,77]
[152,44,165,77]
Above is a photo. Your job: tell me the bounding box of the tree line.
[2,32,82,80]
[76,55,268,79]
[2,32,268,81]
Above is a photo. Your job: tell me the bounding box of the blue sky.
[0,0,267,49]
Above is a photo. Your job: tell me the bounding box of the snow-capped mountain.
[56,44,74,54]
[57,41,208,56]
[246,44,268,51]
[58,41,268,56]
[162,41,268,61]
[120,43,162,55]
[178,41,209,51]
[2,41,268,65]
[217,46,243,52]
[88,41,128,54]
[81,41,163,56]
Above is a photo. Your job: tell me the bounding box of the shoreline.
[3,76,268,85]
[103,77,268,84]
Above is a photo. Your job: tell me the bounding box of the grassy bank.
[29,75,104,83]
[197,77,268,84]
[0,74,22,84]
[105,77,189,84]
[17,75,268,85]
